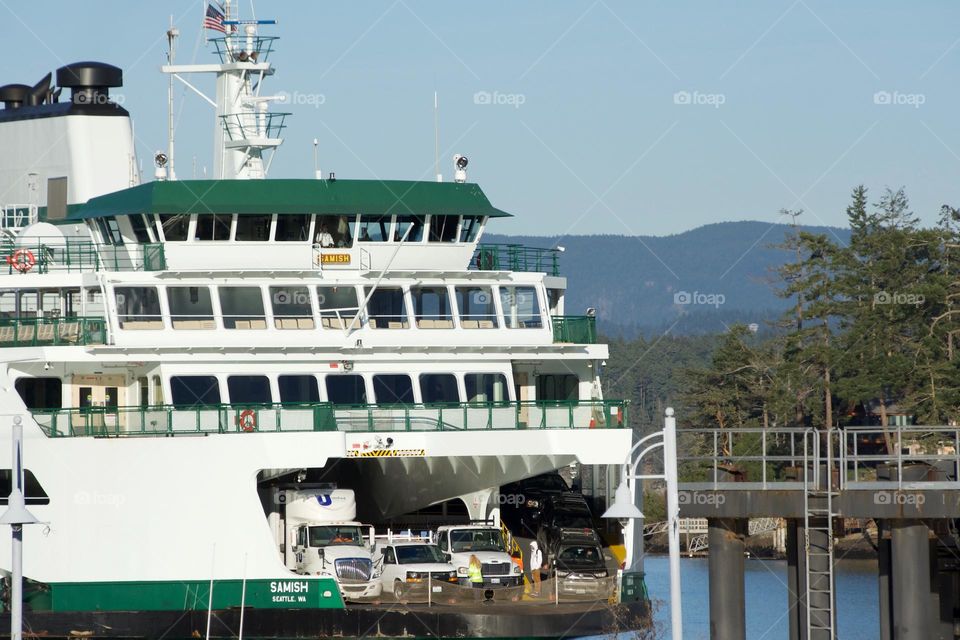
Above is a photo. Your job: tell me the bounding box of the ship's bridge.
[63,178,515,273]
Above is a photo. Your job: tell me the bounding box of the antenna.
[434,92,441,182]
[166,17,179,180]
[313,138,321,179]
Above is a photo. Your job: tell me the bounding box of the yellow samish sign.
[317,253,351,265]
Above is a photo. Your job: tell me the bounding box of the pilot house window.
[235,214,272,241]
[428,215,458,242]
[275,214,312,242]
[194,214,232,241]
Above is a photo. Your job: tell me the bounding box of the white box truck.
[283,489,382,602]
[434,524,522,587]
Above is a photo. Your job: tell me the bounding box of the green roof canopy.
[70,179,512,220]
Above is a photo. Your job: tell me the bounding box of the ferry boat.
[0,4,642,637]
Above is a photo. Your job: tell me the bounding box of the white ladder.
[804,429,838,639]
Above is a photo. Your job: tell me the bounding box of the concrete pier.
[891,520,931,640]
[708,518,746,640]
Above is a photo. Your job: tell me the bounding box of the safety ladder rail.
[803,428,838,639]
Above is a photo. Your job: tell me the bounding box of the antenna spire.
[434,92,441,182]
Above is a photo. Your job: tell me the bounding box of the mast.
[166,18,179,180]
[160,2,284,180]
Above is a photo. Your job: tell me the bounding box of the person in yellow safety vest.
[467,554,484,588]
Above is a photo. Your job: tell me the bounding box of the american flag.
[203,3,226,33]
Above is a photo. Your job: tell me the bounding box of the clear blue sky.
[5,1,960,236]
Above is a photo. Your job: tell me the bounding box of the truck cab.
[283,489,382,602]
[435,524,522,587]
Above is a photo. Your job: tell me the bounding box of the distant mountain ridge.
[485,221,851,337]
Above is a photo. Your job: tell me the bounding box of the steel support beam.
[877,519,892,640]
[786,519,805,640]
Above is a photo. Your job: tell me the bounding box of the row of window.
[103,213,485,247]
[168,372,511,407]
[15,373,581,411]
[114,283,543,331]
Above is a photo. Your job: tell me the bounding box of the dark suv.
[500,472,573,535]
[545,530,609,598]
[535,494,597,551]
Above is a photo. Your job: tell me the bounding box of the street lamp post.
[603,407,682,640]
[0,416,40,640]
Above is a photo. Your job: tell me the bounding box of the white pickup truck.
[283,489,382,602]
[434,524,522,587]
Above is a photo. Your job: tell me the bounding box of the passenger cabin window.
[317,286,360,329]
[194,214,232,241]
[499,286,542,328]
[219,287,266,329]
[278,375,320,403]
[271,286,314,329]
[168,286,215,329]
[314,215,354,248]
[411,286,452,329]
[170,376,221,407]
[357,215,391,242]
[158,214,190,241]
[275,214,312,242]
[394,215,424,242]
[537,374,578,402]
[420,374,459,404]
[465,373,508,403]
[227,375,272,405]
[456,287,498,329]
[235,214,272,241]
[15,377,62,410]
[115,286,163,329]
[325,375,367,405]
[129,215,155,243]
[367,287,408,329]
[428,215,458,242]
[373,374,414,405]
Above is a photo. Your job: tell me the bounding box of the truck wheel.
[393,580,405,601]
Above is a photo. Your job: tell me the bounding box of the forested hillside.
[486,221,850,337]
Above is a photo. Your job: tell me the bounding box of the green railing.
[0,316,106,347]
[33,399,628,438]
[1,239,165,273]
[552,315,597,344]
[472,244,561,276]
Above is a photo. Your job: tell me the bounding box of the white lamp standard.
[0,416,40,640]
[603,407,682,640]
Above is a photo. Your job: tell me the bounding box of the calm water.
[643,556,879,639]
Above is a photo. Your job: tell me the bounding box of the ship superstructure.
[0,4,634,629]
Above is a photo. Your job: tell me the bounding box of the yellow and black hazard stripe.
[345,448,426,458]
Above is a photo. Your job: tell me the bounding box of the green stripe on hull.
[46,578,344,612]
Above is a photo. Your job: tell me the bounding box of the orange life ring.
[7,249,35,273]
[238,409,257,432]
